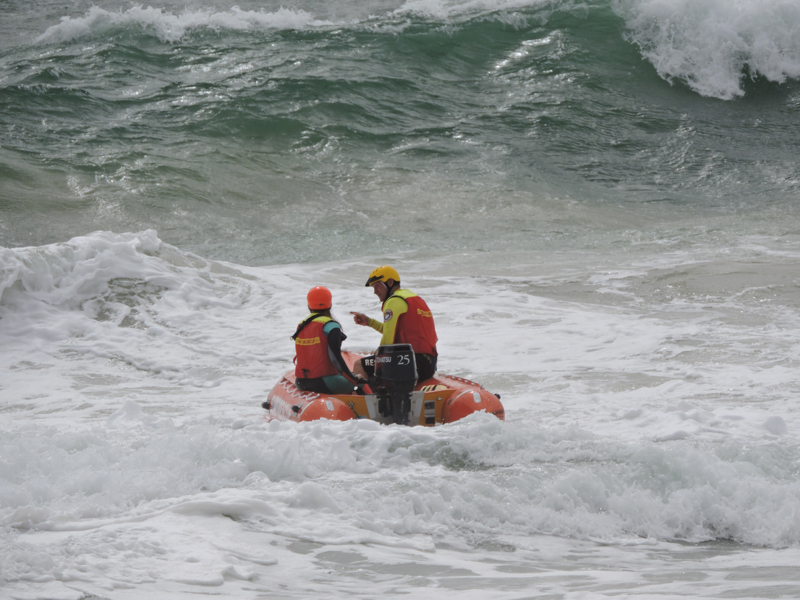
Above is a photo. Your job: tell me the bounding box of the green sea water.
[2,0,799,265]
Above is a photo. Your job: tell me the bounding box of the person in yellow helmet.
[350,266,438,382]
[293,286,364,394]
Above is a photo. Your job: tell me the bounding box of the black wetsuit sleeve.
[326,327,359,383]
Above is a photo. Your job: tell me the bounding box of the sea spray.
[613,0,800,98]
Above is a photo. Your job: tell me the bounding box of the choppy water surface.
[2,1,800,598]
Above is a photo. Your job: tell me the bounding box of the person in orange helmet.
[293,286,364,394]
[350,266,438,383]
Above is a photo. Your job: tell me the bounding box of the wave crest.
[614,0,800,99]
[35,5,332,44]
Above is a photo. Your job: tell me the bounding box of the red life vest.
[389,290,438,356]
[294,315,339,379]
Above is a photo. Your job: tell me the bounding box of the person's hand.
[350,311,369,326]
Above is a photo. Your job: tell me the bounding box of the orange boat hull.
[263,352,504,426]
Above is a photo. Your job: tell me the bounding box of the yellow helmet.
[365,265,400,287]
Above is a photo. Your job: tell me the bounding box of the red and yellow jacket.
[367,289,437,355]
[293,314,339,379]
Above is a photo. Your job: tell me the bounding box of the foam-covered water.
[615,0,800,99]
[4,230,800,598]
[3,0,800,598]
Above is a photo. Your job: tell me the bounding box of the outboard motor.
[372,344,417,425]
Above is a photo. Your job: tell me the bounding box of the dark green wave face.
[2,1,800,263]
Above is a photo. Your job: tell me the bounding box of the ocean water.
[2,1,800,598]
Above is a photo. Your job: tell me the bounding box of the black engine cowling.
[372,344,417,425]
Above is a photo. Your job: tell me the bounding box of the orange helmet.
[307,286,332,310]
[365,265,400,287]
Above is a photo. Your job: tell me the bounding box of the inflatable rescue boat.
[262,344,504,426]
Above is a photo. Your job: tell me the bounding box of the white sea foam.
[35,5,333,44]
[394,0,553,20]
[2,412,799,597]
[614,0,800,99]
[0,415,796,536]
[3,230,800,598]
